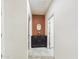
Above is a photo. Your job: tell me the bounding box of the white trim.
[47,19,49,48]
[47,16,55,48]
[29,15,32,49]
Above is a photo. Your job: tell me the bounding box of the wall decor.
[37,24,41,30]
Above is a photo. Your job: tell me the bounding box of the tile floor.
[28,48,54,59]
[28,55,54,59]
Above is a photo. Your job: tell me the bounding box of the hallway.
[27,0,54,59]
[1,0,77,59]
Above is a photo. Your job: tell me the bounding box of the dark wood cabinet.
[31,35,47,48]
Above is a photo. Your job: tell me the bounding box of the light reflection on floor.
[28,48,54,59]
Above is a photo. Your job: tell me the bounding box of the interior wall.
[27,0,32,18]
[46,0,77,59]
[45,1,55,49]
[45,1,54,20]
[54,0,78,59]
[2,0,28,59]
[32,15,45,35]
[27,0,32,49]
[1,0,6,58]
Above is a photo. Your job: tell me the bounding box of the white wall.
[27,0,32,17]
[2,0,28,59]
[54,0,78,59]
[45,1,54,20]
[27,0,32,50]
[46,0,77,59]
[1,0,5,58]
[45,0,55,48]
[45,0,55,57]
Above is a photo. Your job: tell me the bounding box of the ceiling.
[30,0,53,15]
